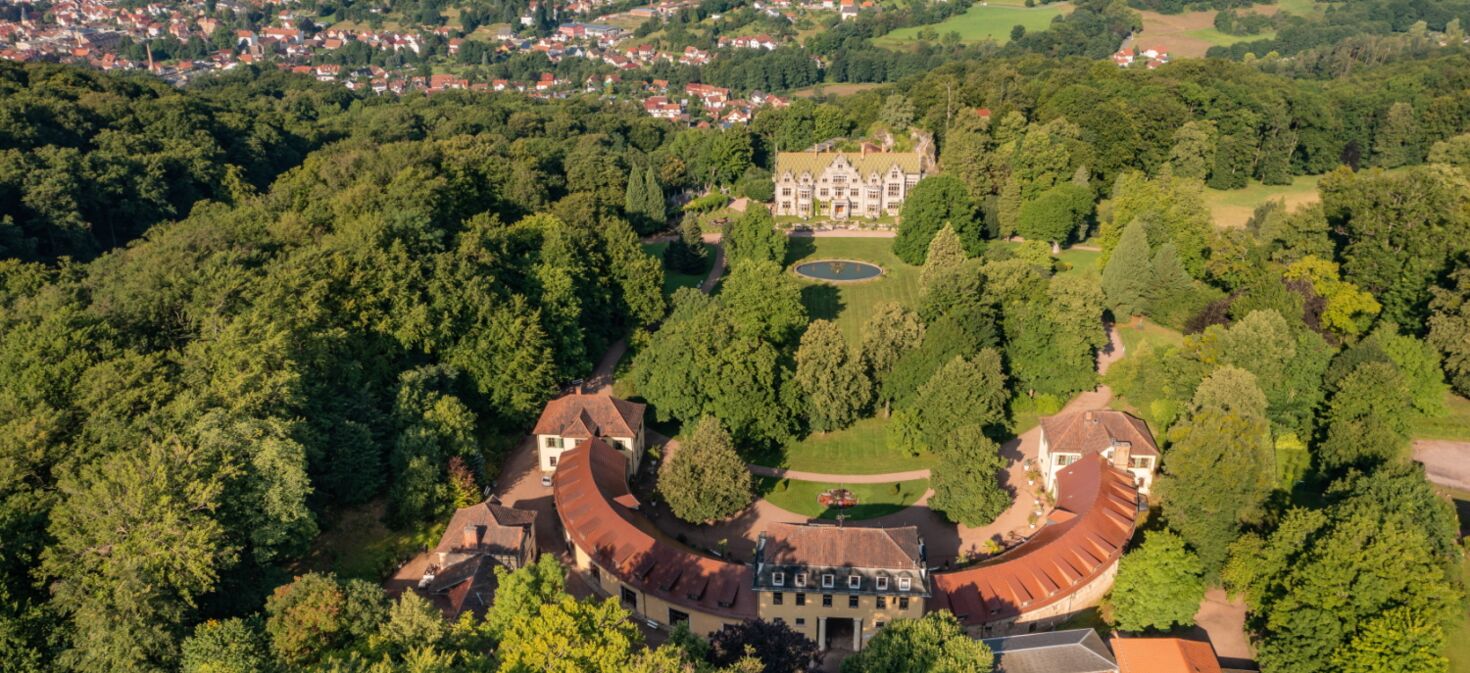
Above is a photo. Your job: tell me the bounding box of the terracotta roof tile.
[1040,410,1158,457]
[554,438,757,619]
[532,393,644,438]
[933,455,1139,625]
[1112,637,1222,673]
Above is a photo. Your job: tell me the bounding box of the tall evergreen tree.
[920,223,967,289]
[624,166,649,223]
[1101,219,1153,319]
[642,166,666,227]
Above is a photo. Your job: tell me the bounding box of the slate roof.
[1112,637,1222,673]
[554,438,757,619]
[1040,410,1159,457]
[982,629,1118,673]
[932,455,1139,625]
[754,523,929,596]
[532,393,644,438]
[774,151,922,179]
[419,554,500,619]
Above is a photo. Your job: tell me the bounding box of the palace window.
[848,575,861,589]
[848,595,859,608]
[781,187,792,196]
[774,592,784,606]
[1129,456,1153,469]
[796,618,807,626]
[548,456,558,467]
[796,573,808,587]
[819,188,829,197]
[822,574,834,588]
[773,572,785,586]
[897,577,911,591]
[876,596,887,608]
[669,608,689,626]
[796,593,807,606]
[876,576,888,590]
[822,594,833,607]
[1055,454,1077,467]
[887,184,900,197]
[899,597,910,610]
[545,436,563,448]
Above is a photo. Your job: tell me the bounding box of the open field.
[874,2,1071,47]
[756,476,930,519]
[785,237,923,344]
[788,82,885,98]
[1056,246,1102,278]
[1133,8,1272,58]
[1411,393,1470,442]
[754,416,933,474]
[1203,174,1324,228]
[1116,316,1185,354]
[642,242,715,297]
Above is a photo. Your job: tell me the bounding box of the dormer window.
[876,576,889,590]
[822,574,834,588]
[897,577,911,591]
[848,575,860,589]
[773,572,785,587]
[795,573,807,587]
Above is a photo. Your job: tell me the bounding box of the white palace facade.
[773,149,929,220]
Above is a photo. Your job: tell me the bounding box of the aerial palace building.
[548,395,1154,650]
[772,148,928,221]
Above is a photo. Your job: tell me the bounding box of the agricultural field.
[788,82,885,98]
[1132,7,1275,58]
[873,1,1072,47]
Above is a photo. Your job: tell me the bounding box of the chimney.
[1111,441,1132,470]
[1084,410,1096,423]
[462,525,479,550]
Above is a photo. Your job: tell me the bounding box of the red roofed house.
[415,501,538,619]
[1039,409,1159,494]
[532,393,646,476]
[1112,637,1223,673]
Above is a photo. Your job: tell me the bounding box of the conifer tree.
[642,166,666,226]
[624,165,649,222]
[920,223,966,289]
[795,320,871,432]
[1101,219,1153,319]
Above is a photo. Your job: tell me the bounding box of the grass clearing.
[1056,246,1102,278]
[300,500,444,582]
[756,476,929,519]
[785,237,922,345]
[754,416,932,474]
[873,2,1071,47]
[1204,174,1324,228]
[1134,7,1274,57]
[1411,393,1470,442]
[788,82,885,98]
[1116,317,1185,355]
[642,242,714,298]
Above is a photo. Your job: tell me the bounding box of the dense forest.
[2,18,1470,670]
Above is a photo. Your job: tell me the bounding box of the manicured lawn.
[873,2,1070,47]
[1115,317,1185,355]
[1056,246,1101,278]
[642,242,714,298]
[756,476,929,520]
[754,416,933,474]
[1203,174,1325,229]
[785,237,923,344]
[1411,393,1470,441]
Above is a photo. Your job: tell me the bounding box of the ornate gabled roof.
[1040,409,1159,457]
[774,151,922,179]
[532,393,644,438]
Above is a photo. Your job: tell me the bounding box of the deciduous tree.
[840,612,992,673]
[930,426,1009,527]
[708,619,818,673]
[1107,531,1205,633]
[795,320,871,432]
[894,176,981,265]
[658,417,753,523]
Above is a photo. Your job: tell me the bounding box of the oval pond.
[794,259,883,282]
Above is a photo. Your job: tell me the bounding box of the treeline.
[0,63,782,673]
[1206,0,1470,62]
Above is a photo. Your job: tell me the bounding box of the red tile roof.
[1040,410,1158,457]
[532,393,644,438]
[433,501,536,560]
[932,455,1139,625]
[554,438,757,619]
[1112,637,1222,673]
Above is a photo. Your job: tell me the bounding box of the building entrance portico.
[820,616,860,651]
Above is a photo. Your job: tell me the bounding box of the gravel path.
[748,465,932,483]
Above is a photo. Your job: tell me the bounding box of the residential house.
[532,393,646,476]
[753,523,929,651]
[415,501,538,619]
[1038,409,1159,495]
